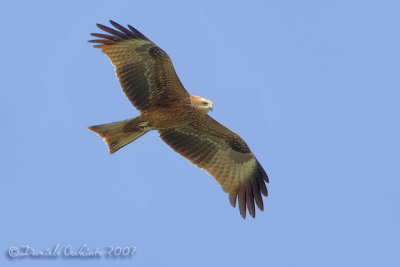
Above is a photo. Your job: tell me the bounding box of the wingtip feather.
[229,190,237,208]
[238,186,247,219]
[245,185,256,218]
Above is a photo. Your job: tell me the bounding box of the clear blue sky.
[1,0,399,266]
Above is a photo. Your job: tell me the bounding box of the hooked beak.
[209,104,213,112]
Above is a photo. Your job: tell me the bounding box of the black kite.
[88,21,269,219]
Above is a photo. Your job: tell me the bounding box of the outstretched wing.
[159,115,269,219]
[89,20,189,110]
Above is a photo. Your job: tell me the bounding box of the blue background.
[1,0,399,266]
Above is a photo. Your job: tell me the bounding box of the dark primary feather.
[159,115,269,219]
[88,20,152,48]
[91,33,118,40]
[109,20,135,36]
[89,20,188,110]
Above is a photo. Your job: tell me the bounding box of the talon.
[139,122,152,131]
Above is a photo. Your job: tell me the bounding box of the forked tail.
[88,116,150,154]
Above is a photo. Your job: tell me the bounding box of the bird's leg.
[139,121,152,131]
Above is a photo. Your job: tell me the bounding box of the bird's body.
[88,21,269,219]
[140,95,211,130]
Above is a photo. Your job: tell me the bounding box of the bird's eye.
[202,101,208,105]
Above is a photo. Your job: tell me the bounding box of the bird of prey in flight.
[88,21,269,219]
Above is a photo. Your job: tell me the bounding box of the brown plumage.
[88,21,269,219]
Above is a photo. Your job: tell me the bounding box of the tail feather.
[88,117,149,154]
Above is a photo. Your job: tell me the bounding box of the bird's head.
[191,96,213,114]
